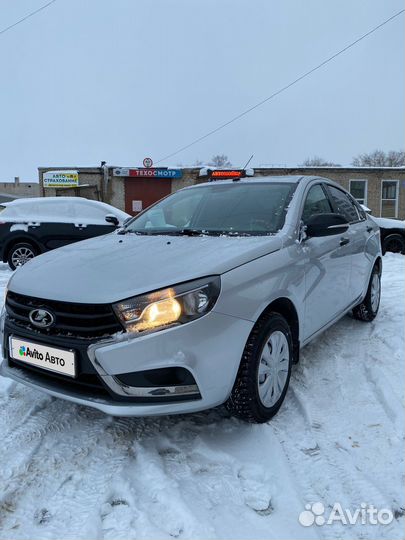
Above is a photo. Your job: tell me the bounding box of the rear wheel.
[8,242,37,270]
[382,234,405,255]
[226,313,293,423]
[352,265,381,322]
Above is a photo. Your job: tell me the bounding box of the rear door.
[300,183,352,340]
[325,185,370,301]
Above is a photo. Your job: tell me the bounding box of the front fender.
[213,248,305,341]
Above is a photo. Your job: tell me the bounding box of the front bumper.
[0,310,253,416]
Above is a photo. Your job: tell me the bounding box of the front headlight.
[113,276,221,334]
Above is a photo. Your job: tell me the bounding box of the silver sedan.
[1,175,382,422]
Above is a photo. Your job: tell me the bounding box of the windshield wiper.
[117,228,199,236]
[118,228,255,237]
[177,229,256,236]
[117,229,150,235]
[178,229,257,236]
[177,228,211,236]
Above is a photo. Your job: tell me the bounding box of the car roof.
[3,196,94,206]
[188,174,348,190]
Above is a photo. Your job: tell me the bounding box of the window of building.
[349,179,367,205]
[381,180,399,218]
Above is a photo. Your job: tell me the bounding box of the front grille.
[6,291,122,339]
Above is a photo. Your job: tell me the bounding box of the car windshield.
[124,182,296,236]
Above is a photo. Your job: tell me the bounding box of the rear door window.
[326,185,360,223]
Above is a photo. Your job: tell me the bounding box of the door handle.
[340,237,350,247]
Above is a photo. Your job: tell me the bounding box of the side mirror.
[105,214,119,226]
[306,213,349,238]
[360,204,372,214]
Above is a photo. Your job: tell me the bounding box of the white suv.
[0,175,382,423]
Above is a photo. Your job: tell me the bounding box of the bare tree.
[193,159,204,166]
[300,156,341,167]
[209,154,232,168]
[352,149,405,167]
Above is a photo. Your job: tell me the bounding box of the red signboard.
[210,170,244,179]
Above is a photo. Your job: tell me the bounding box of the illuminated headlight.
[113,276,220,334]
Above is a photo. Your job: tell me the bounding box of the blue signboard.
[153,169,183,179]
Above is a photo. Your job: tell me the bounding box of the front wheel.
[8,242,37,270]
[352,265,381,322]
[226,313,293,423]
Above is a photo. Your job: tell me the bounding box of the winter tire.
[382,234,405,255]
[8,242,37,270]
[226,312,293,423]
[352,264,381,322]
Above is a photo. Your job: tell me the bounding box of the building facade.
[38,166,405,220]
[0,177,39,201]
[253,167,405,219]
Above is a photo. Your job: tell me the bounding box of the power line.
[156,9,405,164]
[0,0,58,36]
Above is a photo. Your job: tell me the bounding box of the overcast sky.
[0,0,404,181]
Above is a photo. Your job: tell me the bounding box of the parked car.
[0,197,130,269]
[360,206,405,255]
[0,175,382,423]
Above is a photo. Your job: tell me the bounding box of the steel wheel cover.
[371,273,381,312]
[257,330,289,407]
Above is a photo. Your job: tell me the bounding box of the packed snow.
[0,254,403,540]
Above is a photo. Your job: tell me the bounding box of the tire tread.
[352,265,380,322]
[226,312,292,423]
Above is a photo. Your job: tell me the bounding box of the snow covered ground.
[0,254,403,540]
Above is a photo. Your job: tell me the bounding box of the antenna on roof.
[242,154,254,169]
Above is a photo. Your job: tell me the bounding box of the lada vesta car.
[0,175,382,422]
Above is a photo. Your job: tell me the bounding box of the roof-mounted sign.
[199,168,254,180]
[113,168,183,179]
[143,157,153,168]
[43,170,79,188]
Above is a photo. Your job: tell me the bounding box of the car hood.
[8,232,282,303]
